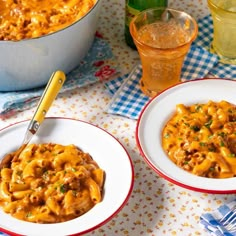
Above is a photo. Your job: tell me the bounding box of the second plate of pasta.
[136,78,236,194]
[0,118,134,236]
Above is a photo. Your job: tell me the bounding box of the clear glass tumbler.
[129,8,198,97]
[208,0,236,64]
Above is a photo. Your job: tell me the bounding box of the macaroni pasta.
[0,143,105,223]
[162,100,236,178]
[0,0,96,41]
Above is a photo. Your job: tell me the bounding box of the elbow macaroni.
[162,100,236,178]
[0,143,105,223]
[0,0,96,41]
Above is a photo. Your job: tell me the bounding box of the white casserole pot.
[0,0,102,91]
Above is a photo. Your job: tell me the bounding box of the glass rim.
[131,7,197,20]
[207,0,236,14]
[129,7,198,51]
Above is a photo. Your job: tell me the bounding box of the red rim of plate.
[0,117,134,236]
[136,78,236,194]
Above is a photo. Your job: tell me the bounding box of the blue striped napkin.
[200,200,236,236]
[105,14,236,120]
[0,34,120,118]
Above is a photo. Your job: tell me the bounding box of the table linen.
[1,1,236,235]
[200,200,236,236]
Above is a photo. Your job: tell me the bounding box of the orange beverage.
[130,8,198,97]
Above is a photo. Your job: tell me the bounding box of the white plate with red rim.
[136,78,236,194]
[0,117,134,236]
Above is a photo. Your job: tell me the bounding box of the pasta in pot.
[162,100,236,178]
[0,143,105,223]
[0,0,96,41]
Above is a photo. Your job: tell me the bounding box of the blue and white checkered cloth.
[200,200,236,236]
[105,64,148,119]
[105,14,236,120]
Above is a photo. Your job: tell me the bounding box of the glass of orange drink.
[130,8,198,97]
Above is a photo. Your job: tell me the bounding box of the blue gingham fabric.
[193,14,213,49]
[105,75,125,96]
[105,45,218,119]
[105,64,148,120]
[105,14,236,120]
[0,34,120,118]
[200,199,236,236]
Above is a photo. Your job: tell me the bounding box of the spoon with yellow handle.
[0,70,66,169]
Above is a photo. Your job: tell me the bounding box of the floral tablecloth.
[1,1,236,236]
